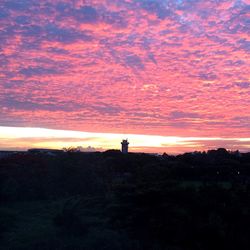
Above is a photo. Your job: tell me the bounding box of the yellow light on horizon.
[0,126,249,153]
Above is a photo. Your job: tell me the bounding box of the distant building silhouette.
[28,148,64,156]
[121,139,129,154]
[0,151,18,159]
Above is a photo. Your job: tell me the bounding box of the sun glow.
[0,126,249,154]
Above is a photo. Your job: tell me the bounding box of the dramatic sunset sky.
[0,0,250,153]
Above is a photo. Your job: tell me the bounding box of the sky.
[0,0,250,153]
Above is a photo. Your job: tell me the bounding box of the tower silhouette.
[121,139,129,154]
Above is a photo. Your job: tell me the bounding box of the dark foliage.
[1,149,250,249]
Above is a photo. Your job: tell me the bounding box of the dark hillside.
[1,149,250,249]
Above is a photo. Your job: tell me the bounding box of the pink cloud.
[0,0,249,147]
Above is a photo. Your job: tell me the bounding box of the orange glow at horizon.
[0,126,249,154]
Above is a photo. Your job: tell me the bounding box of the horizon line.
[0,126,249,154]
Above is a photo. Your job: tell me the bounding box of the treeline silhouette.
[1,148,250,249]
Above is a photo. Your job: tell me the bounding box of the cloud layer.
[0,0,250,141]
